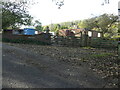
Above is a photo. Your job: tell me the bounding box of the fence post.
[81,32,85,46]
[88,37,91,46]
[83,32,88,47]
[80,32,83,46]
[118,39,120,59]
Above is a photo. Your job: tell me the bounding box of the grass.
[82,46,95,49]
[90,53,115,58]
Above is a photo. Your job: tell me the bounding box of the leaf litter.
[6,43,119,88]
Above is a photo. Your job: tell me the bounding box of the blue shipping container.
[24,28,35,35]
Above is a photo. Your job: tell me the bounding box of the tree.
[78,18,96,29]
[46,13,118,38]
[2,1,33,29]
[48,24,61,32]
[52,0,64,9]
[118,23,120,34]
[52,24,61,32]
[60,26,68,29]
[52,0,110,8]
[43,26,50,33]
[78,14,118,38]
[95,14,118,37]
[34,20,43,31]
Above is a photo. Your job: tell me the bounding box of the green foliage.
[78,14,118,38]
[43,26,49,31]
[2,1,33,29]
[82,46,95,49]
[34,20,43,31]
[45,13,118,38]
[36,26,43,31]
[53,24,61,32]
[78,18,96,29]
[90,53,114,58]
[118,22,120,33]
[47,21,79,32]
[48,24,60,32]
[112,35,120,38]
[96,14,118,34]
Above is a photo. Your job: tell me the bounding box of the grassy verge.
[90,53,115,58]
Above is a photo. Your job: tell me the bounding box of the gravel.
[5,43,119,88]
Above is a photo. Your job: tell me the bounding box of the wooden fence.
[53,36,118,48]
[53,36,82,46]
[2,32,118,48]
[90,38,118,48]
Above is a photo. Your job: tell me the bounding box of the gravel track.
[2,43,118,88]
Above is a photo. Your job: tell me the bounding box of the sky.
[6,0,120,26]
[26,0,119,26]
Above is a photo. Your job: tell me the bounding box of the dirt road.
[2,43,107,88]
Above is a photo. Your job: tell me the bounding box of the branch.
[107,18,118,29]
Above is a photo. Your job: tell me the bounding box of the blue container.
[24,28,35,35]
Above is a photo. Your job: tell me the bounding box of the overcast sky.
[5,0,119,26]
[26,0,119,26]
